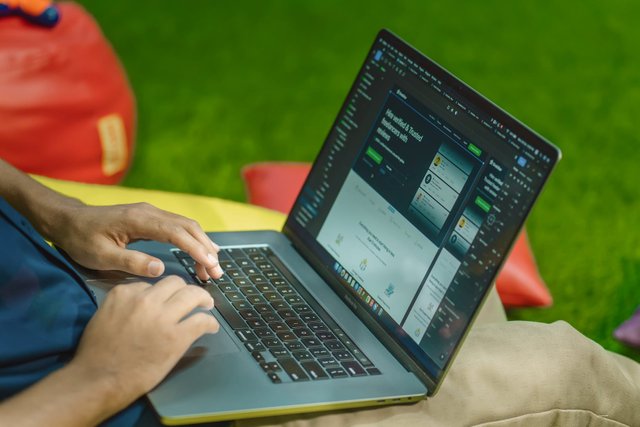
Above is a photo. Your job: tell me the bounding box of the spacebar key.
[279,358,309,382]
[208,287,247,329]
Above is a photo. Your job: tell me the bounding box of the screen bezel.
[283,29,561,393]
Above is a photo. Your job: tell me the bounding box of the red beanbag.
[241,162,553,309]
[0,2,135,184]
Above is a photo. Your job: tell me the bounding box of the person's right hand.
[70,276,219,413]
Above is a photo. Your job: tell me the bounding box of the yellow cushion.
[34,176,286,232]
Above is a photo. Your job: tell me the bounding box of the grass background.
[77,0,640,361]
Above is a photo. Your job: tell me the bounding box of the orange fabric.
[0,2,136,184]
[241,162,553,308]
[14,0,51,15]
[495,229,552,307]
[241,162,311,214]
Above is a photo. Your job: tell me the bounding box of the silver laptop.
[77,30,560,425]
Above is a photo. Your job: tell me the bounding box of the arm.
[0,276,220,426]
[0,159,223,279]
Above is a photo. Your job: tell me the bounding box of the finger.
[141,218,220,273]
[178,312,220,344]
[101,243,166,277]
[164,285,214,322]
[143,275,187,302]
[179,221,224,279]
[194,262,210,281]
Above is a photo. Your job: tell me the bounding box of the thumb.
[102,246,165,277]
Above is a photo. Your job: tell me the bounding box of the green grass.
[78,0,640,361]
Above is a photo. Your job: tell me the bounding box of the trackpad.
[186,311,240,358]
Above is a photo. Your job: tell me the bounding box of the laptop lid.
[283,29,560,393]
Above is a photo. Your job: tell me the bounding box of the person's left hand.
[49,202,223,279]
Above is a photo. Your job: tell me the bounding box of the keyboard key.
[251,351,265,363]
[263,269,280,279]
[277,309,297,320]
[245,341,266,352]
[235,330,257,342]
[249,275,267,285]
[259,362,281,372]
[316,331,335,341]
[254,328,275,338]
[327,367,348,378]
[224,248,245,259]
[249,253,266,262]
[271,278,287,287]
[219,283,237,293]
[261,338,281,348]
[246,319,267,329]
[220,260,236,270]
[318,357,339,368]
[279,358,309,382]
[270,347,289,358]
[262,313,280,323]
[292,350,313,361]
[300,361,328,380]
[254,304,273,314]
[302,338,323,349]
[285,295,303,305]
[213,275,231,285]
[269,322,289,333]
[242,267,259,276]
[256,262,274,270]
[341,361,366,376]
[236,258,252,268]
[325,340,345,351]
[203,287,246,330]
[366,368,381,375]
[233,278,251,287]
[308,321,326,332]
[247,295,267,305]
[300,313,319,322]
[263,292,282,302]
[291,304,311,313]
[226,269,242,279]
[257,284,275,293]
[271,301,288,311]
[332,351,352,361]
[268,372,282,384]
[278,287,295,296]
[240,287,259,296]
[285,341,303,351]
[239,309,260,320]
[285,318,304,329]
[293,328,313,338]
[232,300,251,311]
[276,331,297,342]
[224,291,244,303]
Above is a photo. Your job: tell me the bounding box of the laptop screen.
[285,30,560,382]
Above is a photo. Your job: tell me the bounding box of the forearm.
[0,361,128,427]
[0,159,83,240]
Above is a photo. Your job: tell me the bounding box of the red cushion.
[0,2,135,184]
[241,162,553,308]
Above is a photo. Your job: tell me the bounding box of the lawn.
[78,0,640,361]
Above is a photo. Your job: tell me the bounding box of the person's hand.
[49,202,223,280]
[70,276,220,411]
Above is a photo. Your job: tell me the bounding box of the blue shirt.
[0,197,145,426]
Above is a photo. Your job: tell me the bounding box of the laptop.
[76,29,561,425]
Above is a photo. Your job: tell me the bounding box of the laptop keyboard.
[172,246,380,384]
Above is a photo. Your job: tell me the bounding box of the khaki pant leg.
[236,318,640,427]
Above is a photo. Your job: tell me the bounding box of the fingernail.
[207,253,219,267]
[215,265,224,276]
[148,260,164,277]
